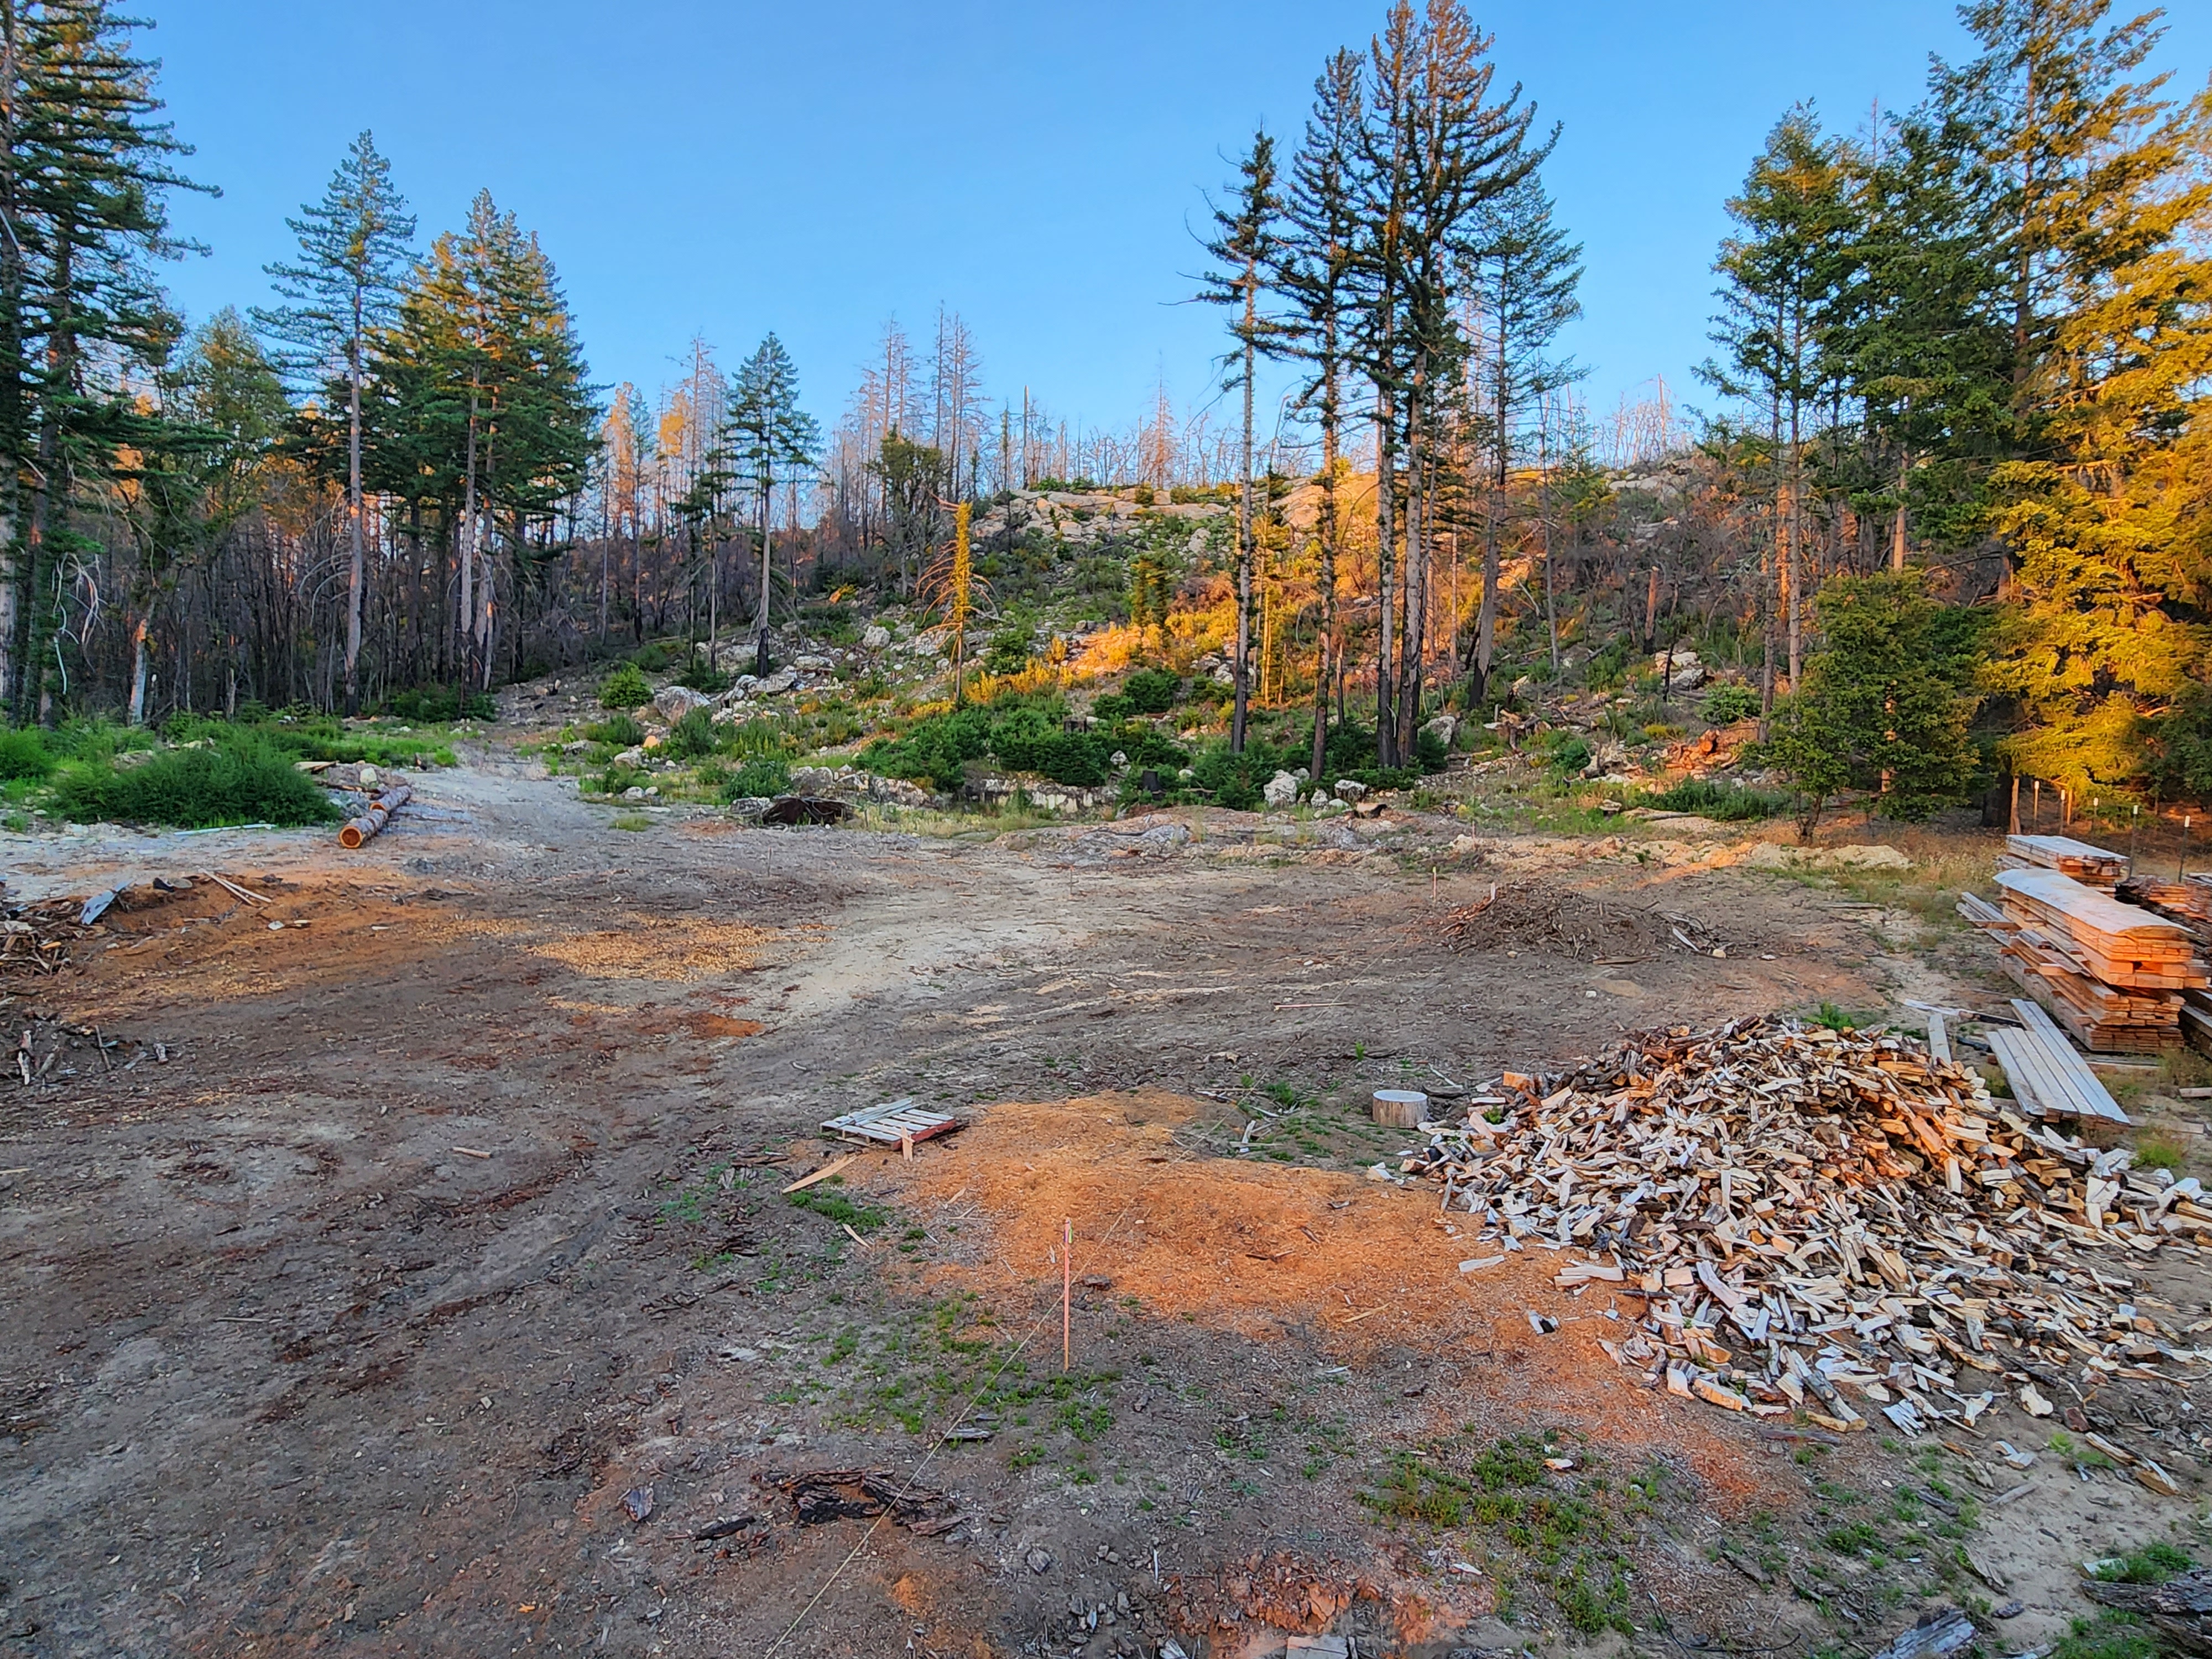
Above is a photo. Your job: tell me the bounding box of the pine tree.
[1465,170,1582,705]
[724,332,818,676]
[1275,48,1364,781]
[254,131,415,712]
[1197,127,1279,755]
[0,0,201,721]
[1701,107,1854,695]
[1766,571,1979,837]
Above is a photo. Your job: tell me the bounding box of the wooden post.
[2008,774,2020,835]
[1061,1219,1072,1373]
[2183,816,2192,881]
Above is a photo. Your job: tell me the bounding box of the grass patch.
[609,812,653,832]
[1643,775,1787,820]
[2092,1542,2194,1584]
[2050,1614,2160,1659]
[787,1187,887,1233]
[2133,1135,2184,1171]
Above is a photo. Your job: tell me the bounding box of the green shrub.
[985,703,1112,784]
[0,728,52,781]
[660,707,718,760]
[586,711,644,748]
[53,737,342,828]
[1545,733,1593,776]
[1645,776,1786,821]
[1112,722,1188,771]
[599,663,652,709]
[383,684,494,722]
[677,654,731,694]
[865,707,993,792]
[2093,1543,2194,1584]
[724,754,793,799]
[984,627,1033,675]
[1089,692,1134,723]
[630,640,676,674]
[1700,683,1762,724]
[1188,738,1294,808]
[1123,667,1182,713]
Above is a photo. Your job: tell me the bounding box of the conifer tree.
[724,332,818,676]
[0,0,200,721]
[1197,128,1278,755]
[255,132,415,713]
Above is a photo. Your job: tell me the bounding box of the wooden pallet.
[822,1097,964,1147]
[1984,999,2131,1123]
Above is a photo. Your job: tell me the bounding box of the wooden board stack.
[1410,1018,2209,1435]
[2118,872,2212,936]
[1963,865,2209,1052]
[2000,833,2131,889]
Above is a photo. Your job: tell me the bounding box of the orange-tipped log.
[338,783,411,850]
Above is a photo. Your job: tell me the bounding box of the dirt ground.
[2,746,2206,1657]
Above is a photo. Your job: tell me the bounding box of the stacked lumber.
[2118,873,2212,937]
[2001,833,2130,889]
[1966,866,2206,1052]
[1985,999,2129,1123]
[1410,1018,2210,1432]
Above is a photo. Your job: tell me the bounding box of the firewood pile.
[0,891,88,979]
[1407,1016,2209,1458]
[1957,838,2210,1052]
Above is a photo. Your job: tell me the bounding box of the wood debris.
[1405,1016,2210,1432]
[759,1467,954,1528]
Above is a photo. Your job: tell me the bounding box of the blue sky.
[150,1,2209,447]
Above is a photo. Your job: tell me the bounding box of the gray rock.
[1422,713,1459,749]
[728,796,773,820]
[613,745,649,766]
[1309,789,1331,807]
[1110,750,1128,767]
[651,685,712,723]
[1025,1547,1053,1574]
[1262,771,1301,809]
[757,667,800,696]
[860,624,891,650]
[1333,778,1369,802]
[794,654,832,671]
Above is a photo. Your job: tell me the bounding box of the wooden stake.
[1062,1219,1072,1373]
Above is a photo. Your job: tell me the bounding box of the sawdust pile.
[525,916,783,981]
[874,1091,1775,1488]
[1436,883,1728,961]
[1407,1016,2208,1469]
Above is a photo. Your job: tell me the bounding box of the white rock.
[358,764,380,786]
[1110,751,1128,767]
[794,654,832,671]
[1422,713,1459,749]
[613,745,648,766]
[1309,789,1331,807]
[1262,771,1301,809]
[757,667,800,696]
[1333,779,1369,802]
[860,624,891,650]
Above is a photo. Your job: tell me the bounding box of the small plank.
[2009,1000,2130,1123]
[1927,1012,1952,1066]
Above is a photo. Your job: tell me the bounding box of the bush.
[723,754,792,799]
[677,654,731,695]
[1701,682,1762,724]
[383,684,494,723]
[599,663,652,709]
[660,707,718,760]
[1545,733,1593,776]
[1089,692,1134,723]
[0,727,53,781]
[983,627,1033,676]
[1645,776,1787,821]
[53,736,342,828]
[630,641,676,674]
[1123,667,1182,713]
[985,703,1112,784]
[586,711,644,748]
[1189,737,1298,808]
[865,706,993,792]
[1112,722,1188,771]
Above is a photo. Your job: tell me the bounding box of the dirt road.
[1,761,2198,1656]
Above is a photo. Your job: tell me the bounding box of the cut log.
[2085,1567,2212,1658]
[338,783,412,850]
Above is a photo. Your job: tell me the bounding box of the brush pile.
[1408,1016,2209,1459]
[0,889,86,979]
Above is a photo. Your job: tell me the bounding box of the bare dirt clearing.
[1,758,2204,1657]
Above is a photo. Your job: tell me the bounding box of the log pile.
[1959,862,2208,1052]
[1408,1018,2210,1441]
